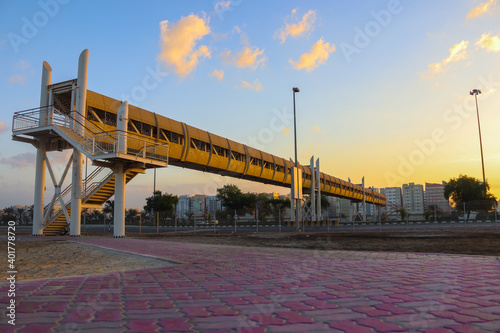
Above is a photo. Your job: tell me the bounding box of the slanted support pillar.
[33,61,52,236]
[316,158,321,221]
[113,163,126,238]
[310,156,316,222]
[69,49,89,237]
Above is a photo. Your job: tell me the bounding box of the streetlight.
[293,87,300,168]
[292,87,300,228]
[470,89,486,188]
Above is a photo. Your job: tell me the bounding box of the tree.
[444,174,496,217]
[216,185,247,216]
[144,191,179,220]
[269,197,291,223]
[399,207,407,221]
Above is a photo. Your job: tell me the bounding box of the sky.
[0,0,499,209]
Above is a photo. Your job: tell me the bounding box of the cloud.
[9,75,26,85]
[240,79,262,91]
[289,38,336,71]
[312,126,320,132]
[466,0,497,19]
[276,9,316,43]
[425,40,469,75]
[214,0,231,13]
[283,128,290,134]
[13,60,32,71]
[157,14,211,78]
[0,152,36,168]
[0,121,8,134]
[476,32,500,52]
[211,69,224,81]
[222,46,266,70]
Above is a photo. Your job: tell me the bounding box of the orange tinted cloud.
[211,69,224,81]
[289,38,336,71]
[476,32,500,52]
[276,9,316,43]
[426,40,469,75]
[9,75,26,85]
[158,14,211,78]
[466,0,497,19]
[241,79,262,91]
[222,46,266,70]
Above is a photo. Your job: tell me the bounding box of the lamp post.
[292,87,300,228]
[470,89,486,188]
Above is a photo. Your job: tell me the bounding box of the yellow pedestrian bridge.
[11,50,385,237]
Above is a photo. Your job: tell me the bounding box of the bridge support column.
[69,152,82,236]
[113,163,126,238]
[33,61,52,236]
[69,49,89,237]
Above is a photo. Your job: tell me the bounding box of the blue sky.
[1,0,499,209]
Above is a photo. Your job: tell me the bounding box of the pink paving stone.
[171,292,191,300]
[41,301,69,312]
[223,297,249,305]
[431,310,483,324]
[20,324,58,332]
[249,313,286,325]
[125,299,150,309]
[191,292,214,299]
[207,306,239,316]
[282,301,315,311]
[374,303,417,315]
[452,308,500,321]
[303,299,339,310]
[422,328,457,333]
[94,310,123,322]
[126,320,159,332]
[327,320,376,332]
[157,318,192,331]
[306,292,338,300]
[74,294,99,302]
[63,310,93,323]
[352,306,392,317]
[182,307,212,317]
[275,311,314,324]
[445,323,495,333]
[357,317,406,332]
[150,300,175,309]
[244,296,273,304]
[16,302,42,313]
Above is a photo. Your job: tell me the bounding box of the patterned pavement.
[1,237,500,332]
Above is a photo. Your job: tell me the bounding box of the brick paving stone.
[125,319,159,332]
[327,320,376,332]
[6,236,500,332]
[356,317,406,331]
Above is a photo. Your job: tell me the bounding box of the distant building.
[402,183,425,219]
[206,196,222,214]
[381,187,403,218]
[424,182,453,215]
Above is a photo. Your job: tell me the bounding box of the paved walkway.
[2,237,500,332]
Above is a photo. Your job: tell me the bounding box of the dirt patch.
[132,229,500,257]
[2,239,174,281]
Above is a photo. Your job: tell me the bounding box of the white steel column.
[70,49,89,236]
[310,156,316,222]
[316,158,321,221]
[33,61,52,236]
[117,101,129,153]
[113,163,126,238]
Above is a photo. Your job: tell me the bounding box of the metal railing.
[13,106,169,163]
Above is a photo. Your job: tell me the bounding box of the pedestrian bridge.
[12,50,386,237]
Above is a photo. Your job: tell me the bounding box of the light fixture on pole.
[292,87,300,228]
[470,89,486,189]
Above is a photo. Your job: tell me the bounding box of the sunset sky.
[1,0,499,209]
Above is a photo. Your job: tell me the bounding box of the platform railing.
[13,106,169,163]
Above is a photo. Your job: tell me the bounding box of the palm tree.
[16,207,26,225]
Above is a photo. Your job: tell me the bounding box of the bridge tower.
[12,50,169,237]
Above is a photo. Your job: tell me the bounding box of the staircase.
[43,169,143,236]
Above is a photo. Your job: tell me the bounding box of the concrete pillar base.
[113,235,126,238]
